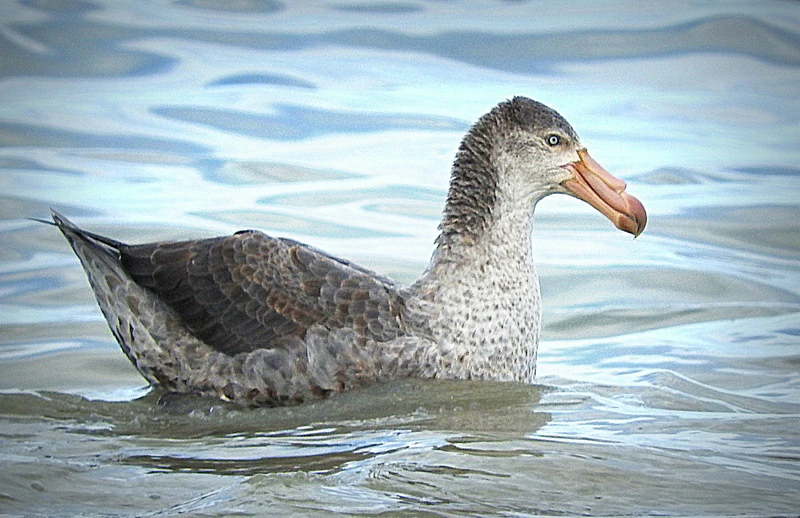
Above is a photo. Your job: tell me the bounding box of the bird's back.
[52,211,410,405]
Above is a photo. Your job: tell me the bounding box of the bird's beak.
[561,149,647,236]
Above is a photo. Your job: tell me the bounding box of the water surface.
[1,1,798,516]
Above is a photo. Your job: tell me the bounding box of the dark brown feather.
[117,230,406,356]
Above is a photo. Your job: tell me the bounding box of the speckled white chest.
[408,203,542,383]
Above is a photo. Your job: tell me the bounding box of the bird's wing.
[119,230,406,356]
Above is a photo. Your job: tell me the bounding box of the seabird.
[52,96,646,406]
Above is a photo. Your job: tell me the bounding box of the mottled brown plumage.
[52,97,646,406]
[119,233,405,356]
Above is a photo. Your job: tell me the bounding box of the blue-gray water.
[1,1,799,516]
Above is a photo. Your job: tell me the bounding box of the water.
[1,1,799,516]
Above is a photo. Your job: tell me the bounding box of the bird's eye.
[546,134,561,147]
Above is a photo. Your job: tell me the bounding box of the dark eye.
[546,134,561,147]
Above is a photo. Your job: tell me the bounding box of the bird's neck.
[438,120,498,246]
[408,188,542,382]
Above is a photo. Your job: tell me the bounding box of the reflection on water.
[1,0,799,516]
